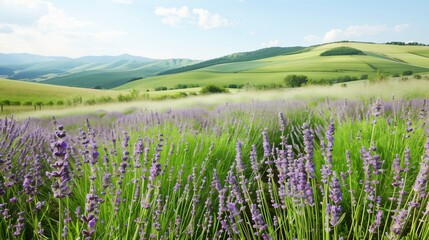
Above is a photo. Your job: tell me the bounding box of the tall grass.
[0,97,429,239]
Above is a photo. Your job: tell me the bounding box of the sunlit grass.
[12,79,429,120]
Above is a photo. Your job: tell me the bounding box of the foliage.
[154,86,168,91]
[361,74,369,80]
[386,41,428,46]
[370,71,390,82]
[174,83,199,89]
[200,84,229,94]
[402,70,413,76]
[320,46,365,56]
[284,74,309,88]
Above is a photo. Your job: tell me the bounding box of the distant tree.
[93,86,102,90]
[200,85,228,94]
[414,74,422,79]
[35,102,43,110]
[402,70,413,76]
[284,74,308,88]
[23,101,32,106]
[0,100,11,112]
[155,86,168,91]
[129,89,140,99]
[370,71,389,82]
[56,100,64,105]
[320,47,364,56]
[360,74,369,80]
[85,99,97,105]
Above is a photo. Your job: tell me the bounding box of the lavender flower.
[262,129,271,160]
[369,210,382,233]
[303,123,315,178]
[46,122,72,198]
[390,209,408,236]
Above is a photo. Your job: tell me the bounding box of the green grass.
[13,78,429,120]
[0,78,119,103]
[42,59,199,89]
[118,42,429,91]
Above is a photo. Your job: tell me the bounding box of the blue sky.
[0,0,427,59]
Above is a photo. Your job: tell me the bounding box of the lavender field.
[1,97,429,240]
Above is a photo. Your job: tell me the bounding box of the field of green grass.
[11,78,429,120]
[0,78,119,103]
[117,42,429,91]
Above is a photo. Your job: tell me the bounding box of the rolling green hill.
[159,46,306,75]
[0,78,118,103]
[42,59,198,89]
[116,42,429,91]
[0,54,199,89]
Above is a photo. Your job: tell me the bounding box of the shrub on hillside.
[320,46,364,56]
[200,85,229,94]
[155,86,168,91]
[402,70,413,76]
[284,74,308,88]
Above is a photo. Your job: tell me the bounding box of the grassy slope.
[159,46,306,75]
[14,78,429,120]
[117,42,429,91]
[0,78,119,103]
[43,59,199,89]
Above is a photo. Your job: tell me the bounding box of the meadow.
[1,77,429,239]
[117,42,429,91]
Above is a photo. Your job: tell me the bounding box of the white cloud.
[304,24,410,44]
[0,1,127,57]
[155,6,229,29]
[154,6,190,27]
[111,0,133,4]
[323,24,388,42]
[0,25,13,33]
[262,39,281,47]
[394,23,409,33]
[37,4,89,30]
[192,8,229,29]
[3,0,45,9]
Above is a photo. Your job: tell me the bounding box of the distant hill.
[43,59,198,89]
[0,53,69,65]
[117,42,429,91]
[159,46,306,75]
[0,53,199,89]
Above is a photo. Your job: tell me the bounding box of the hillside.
[0,54,199,89]
[159,46,306,75]
[42,59,198,89]
[117,42,429,91]
[0,78,118,103]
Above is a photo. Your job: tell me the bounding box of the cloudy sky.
[0,0,427,59]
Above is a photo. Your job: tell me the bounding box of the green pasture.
[118,42,429,91]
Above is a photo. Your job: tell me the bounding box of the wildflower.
[369,210,382,233]
[390,209,408,235]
